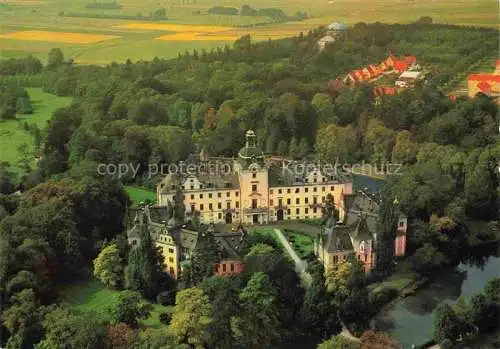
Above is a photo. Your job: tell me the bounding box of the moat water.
[372,244,500,348]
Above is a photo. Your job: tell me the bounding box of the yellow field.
[117,23,232,33]
[0,31,121,44]
[0,0,47,3]
[156,32,239,41]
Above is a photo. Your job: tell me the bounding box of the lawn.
[125,185,157,205]
[0,0,497,64]
[368,259,418,294]
[0,88,72,172]
[249,226,314,258]
[59,278,172,329]
[283,229,314,259]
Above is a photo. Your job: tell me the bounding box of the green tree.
[434,302,459,343]
[317,335,359,349]
[288,137,299,158]
[93,243,124,289]
[311,93,335,126]
[47,48,64,69]
[301,262,341,340]
[277,140,288,155]
[374,190,398,277]
[189,230,220,285]
[316,123,357,163]
[169,287,213,349]
[2,289,44,349]
[485,278,500,304]
[110,291,152,328]
[36,306,107,349]
[232,272,281,349]
[125,228,172,299]
[391,131,418,165]
[16,96,33,114]
[200,276,240,349]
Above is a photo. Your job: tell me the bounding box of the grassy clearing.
[59,278,172,329]
[125,185,157,205]
[283,229,314,259]
[0,88,71,171]
[368,259,418,293]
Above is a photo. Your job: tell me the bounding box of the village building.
[314,190,407,272]
[318,22,348,51]
[467,61,500,101]
[395,71,423,88]
[157,130,353,226]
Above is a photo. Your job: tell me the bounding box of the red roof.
[373,86,396,96]
[394,60,408,72]
[468,74,500,82]
[496,60,500,67]
[477,81,492,93]
[367,65,378,76]
[404,55,417,65]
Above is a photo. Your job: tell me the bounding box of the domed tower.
[236,130,265,170]
[327,22,348,41]
[236,130,269,225]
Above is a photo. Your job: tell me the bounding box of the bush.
[208,6,238,15]
[159,312,172,324]
[85,1,122,9]
[370,286,398,309]
[156,290,176,306]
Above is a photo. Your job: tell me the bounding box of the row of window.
[218,263,236,273]
[271,196,324,206]
[192,201,240,211]
[270,186,335,194]
[285,207,319,215]
[187,191,238,200]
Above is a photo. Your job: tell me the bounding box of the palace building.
[157,130,353,226]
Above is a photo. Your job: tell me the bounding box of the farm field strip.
[0,30,121,44]
[116,22,233,33]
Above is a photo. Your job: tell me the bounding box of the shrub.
[157,290,176,306]
[159,312,172,324]
[370,286,398,309]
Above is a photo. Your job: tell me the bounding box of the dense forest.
[0,20,499,349]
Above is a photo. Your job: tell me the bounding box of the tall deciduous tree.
[110,291,152,328]
[37,306,107,349]
[93,243,124,289]
[232,272,281,349]
[301,261,341,341]
[434,302,459,343]
[2,289,44,349]
[169,287,213,349]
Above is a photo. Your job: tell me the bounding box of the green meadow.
[0,88,72,171]
[0,0,497,64]
[59,278,172,329]
[125,185,157,205]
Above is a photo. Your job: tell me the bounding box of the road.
[272,228,309,283]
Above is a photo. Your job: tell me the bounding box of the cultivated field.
[0,0,497,64]
[0,30,120,44]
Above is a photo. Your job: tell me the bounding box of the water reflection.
[373,244,499,349]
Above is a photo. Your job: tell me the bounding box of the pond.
[372,245,500,348]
